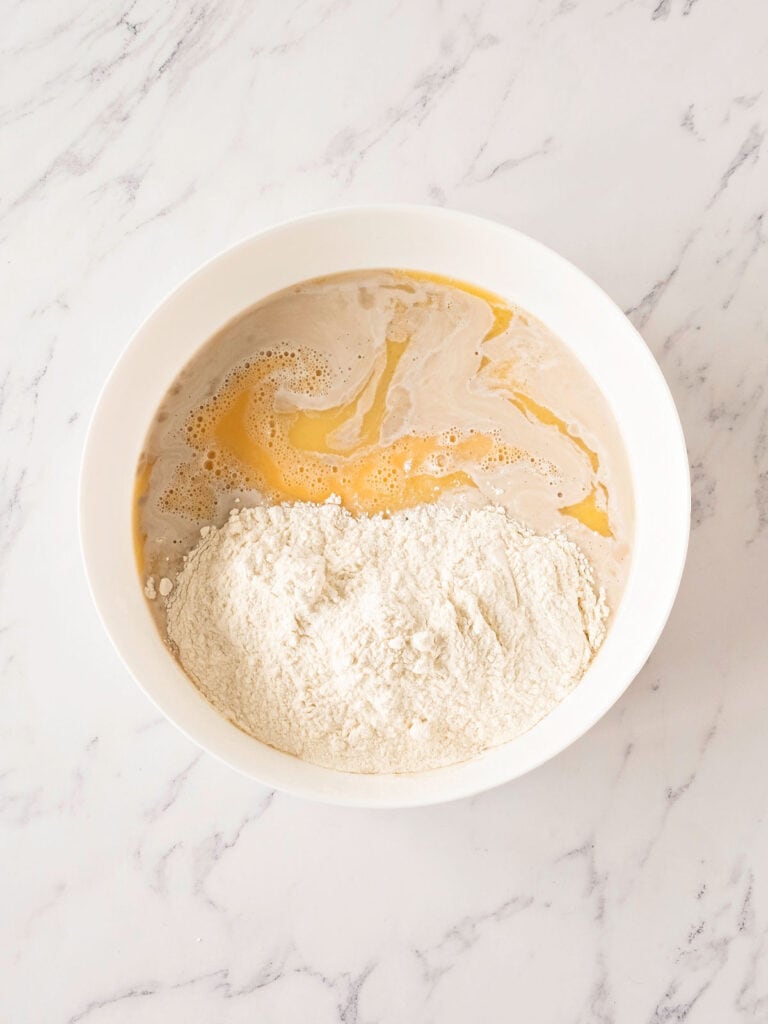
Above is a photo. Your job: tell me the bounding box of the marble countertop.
[3,1,768,1020]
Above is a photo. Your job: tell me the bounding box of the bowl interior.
[80,206,689,807]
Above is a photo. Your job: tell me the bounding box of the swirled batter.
[135,270,633,628]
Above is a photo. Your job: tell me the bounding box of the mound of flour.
[166,501,608,773]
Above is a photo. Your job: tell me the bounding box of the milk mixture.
[135,270,633,623]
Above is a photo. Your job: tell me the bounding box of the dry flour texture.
[166,501,608,773]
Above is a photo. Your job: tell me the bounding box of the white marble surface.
[3,0,768,1020]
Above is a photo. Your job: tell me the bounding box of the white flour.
[165,501,608,773]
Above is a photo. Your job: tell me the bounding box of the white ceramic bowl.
[80,205,689,807]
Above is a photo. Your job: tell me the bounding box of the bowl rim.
[79,203,690,807]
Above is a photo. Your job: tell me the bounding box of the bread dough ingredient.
[165,500,608,773]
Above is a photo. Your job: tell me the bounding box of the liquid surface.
[136,270,634,620]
